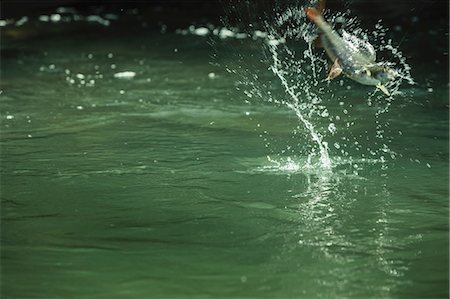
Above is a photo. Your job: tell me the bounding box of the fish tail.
[317,0,326,13]
[304,7,321,23]
[305,0,326,23]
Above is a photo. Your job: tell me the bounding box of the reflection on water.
[262,170,422,297]
[237,149,436,295]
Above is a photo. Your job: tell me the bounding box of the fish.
[304,0,397,95]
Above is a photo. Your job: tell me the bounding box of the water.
[1,3,448,298]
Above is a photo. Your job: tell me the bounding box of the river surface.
[1,6,449,299]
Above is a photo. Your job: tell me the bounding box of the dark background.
[1,0,448,81]
[1,0,448,27]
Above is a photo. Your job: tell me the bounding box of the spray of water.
[198,3,422,283]
[256,4,413,174]
[269,42,332,170]
[188,0,415,175]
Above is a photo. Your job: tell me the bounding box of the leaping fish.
[304,0,397,95]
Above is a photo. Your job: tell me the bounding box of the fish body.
[305,5,396,95]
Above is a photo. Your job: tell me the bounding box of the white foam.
[267,37,286,46]
[39,15,50,22]
[235,33,248,39]
[176,24,269,41]
[86,15,110,26]
[219,28,235,39]
[0,19,12,27]
[253,30,268,39]
[193,27,209,36]
[15,16,28,26]
[114,71,136,79]
[50,14,61,22]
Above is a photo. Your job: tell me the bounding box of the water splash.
[262,4,413,173]
[206,1,414,175]
[242,155,382,177]
[216,3,425,286]
[269,42,332,170]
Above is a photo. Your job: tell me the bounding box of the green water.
[1,14,449,299]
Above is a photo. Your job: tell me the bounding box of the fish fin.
[376,83,390,96]
[327,59,342,80]
[313,36,323,48]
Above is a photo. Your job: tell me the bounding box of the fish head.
[350,64,397,96]
[367,64,397,84]
[364,64,397,96]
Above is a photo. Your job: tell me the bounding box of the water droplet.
[328,123,336,134]
[321,109,329,117]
